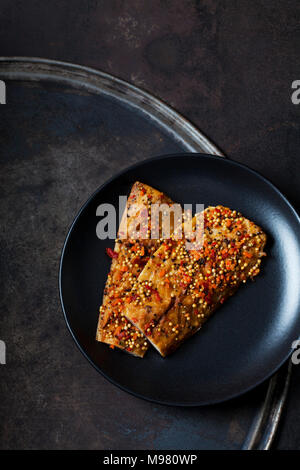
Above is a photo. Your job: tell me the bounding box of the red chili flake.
[182,275,191,285]
[144,321,154,336]
[163,240,172,249]
[132,257,142,266]
[154,291,161,302]
[106,247,118,259]
[203,281,209,291]
[114,325,122,336]
[145,285,162,302]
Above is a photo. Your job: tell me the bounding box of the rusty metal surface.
[0,58,293,450]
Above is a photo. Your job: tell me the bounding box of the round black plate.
[59,154,300,406]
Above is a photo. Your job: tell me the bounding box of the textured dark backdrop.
[0,0,299,449]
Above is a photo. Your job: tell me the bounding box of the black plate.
[59,153,300,406]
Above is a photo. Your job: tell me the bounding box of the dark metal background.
[0,1,299,450]
[0,58,294,450]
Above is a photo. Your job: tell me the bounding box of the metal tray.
[0,57,291,450]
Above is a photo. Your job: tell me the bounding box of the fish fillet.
[96,181,175,357]
[124,205,267,356]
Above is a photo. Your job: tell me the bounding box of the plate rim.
[59,152,300,406]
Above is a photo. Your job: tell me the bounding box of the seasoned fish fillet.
[96,181,175,357]
[124,206,267,357]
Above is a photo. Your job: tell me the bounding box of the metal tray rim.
[0,56,291,450]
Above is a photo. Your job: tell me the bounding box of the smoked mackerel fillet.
[124,205,267,357]
[96,181,175,357]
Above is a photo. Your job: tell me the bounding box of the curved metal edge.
[0,56,290,450]
[243,360,292,450]
[0,56,224,156]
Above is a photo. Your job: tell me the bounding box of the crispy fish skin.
[96,181,174,357]
[124,206,267,357]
